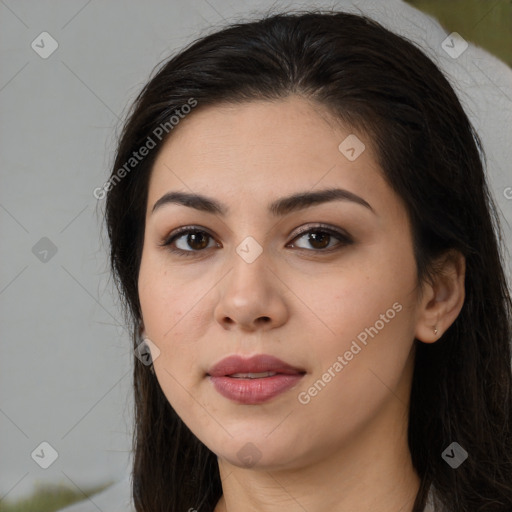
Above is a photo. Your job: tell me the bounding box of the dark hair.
[104,8,512,512]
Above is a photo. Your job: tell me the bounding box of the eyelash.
[159,223,353,257]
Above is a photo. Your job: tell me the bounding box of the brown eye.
[288,225,352,252]
[305,231,331,249]
[161,224,352,258]
[185,231,210,250]
[162,227,218,256]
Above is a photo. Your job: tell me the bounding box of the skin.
[137,95,465,512]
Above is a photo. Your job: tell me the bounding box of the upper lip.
[207,354,305,377]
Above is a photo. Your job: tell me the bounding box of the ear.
[415,249,465,343]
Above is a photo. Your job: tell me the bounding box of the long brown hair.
[104,9,512,511]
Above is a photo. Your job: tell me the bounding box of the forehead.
[154,96,368,160]
[146,96,397,217]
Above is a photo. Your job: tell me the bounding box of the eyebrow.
[151,188,375,217]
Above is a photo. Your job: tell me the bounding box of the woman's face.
[138,95,423,470]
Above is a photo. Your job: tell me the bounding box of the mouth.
[207,354,306,404]
[229,371,280,379]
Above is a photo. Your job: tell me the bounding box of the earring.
[433,327,438,335]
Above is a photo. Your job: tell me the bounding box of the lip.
[208,354,304,377]
[207,354,306,405]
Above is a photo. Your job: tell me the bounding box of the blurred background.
[404,0,512,66]
[1,1,511,511]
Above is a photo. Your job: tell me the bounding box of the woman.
[104,9,512,512]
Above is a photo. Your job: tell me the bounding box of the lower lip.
[209,374,304,404]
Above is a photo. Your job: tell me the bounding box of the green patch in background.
[404,0,512,67]
[0,482,113,512]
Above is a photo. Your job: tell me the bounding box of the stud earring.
[434,327,438,335]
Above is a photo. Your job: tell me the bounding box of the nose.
[214,247,289,332]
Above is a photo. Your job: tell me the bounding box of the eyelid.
[289,223,352,242]
[160,225,216,246]
[287,223,353,252]
[159,225,220,257]
[160,223,353,256]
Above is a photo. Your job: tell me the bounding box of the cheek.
[294,245,418,403]
[138,248,196,340]
[137,248,213,395]
[296,244,417,339]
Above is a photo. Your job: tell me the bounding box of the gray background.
[1,0,511,504]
